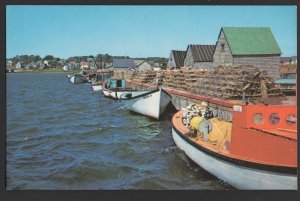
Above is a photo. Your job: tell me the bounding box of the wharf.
[126,80,236,122]
[85,66,295,122]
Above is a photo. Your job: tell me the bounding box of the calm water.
[6,73,232,190]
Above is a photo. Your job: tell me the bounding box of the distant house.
[280,57,291,65]
[63,65,69,71]
[43,60,49,65]
[80,61,90,70]
[89,63,97,70]
[213,27,282,79]
[15,61,22,69]
[134,60,152,71]
[6,60,13,68]
[67,60,79,70]
[68,60,76,65]
[167,50,186,69]
[36,60,44,69]
[25,62,37,69]
[112,58,135,71]
[184,45,215,69]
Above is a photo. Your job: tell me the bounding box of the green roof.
[222,27,282,55]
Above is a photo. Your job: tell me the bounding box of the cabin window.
[117,79,122,87]
[286,114,296,126]
[252,113,264,125]
[269,113,280,125]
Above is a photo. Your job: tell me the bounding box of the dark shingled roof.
[113,58,135,68]
[172,50,186,67]
[188,45,215,62]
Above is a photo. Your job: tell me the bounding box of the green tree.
[44,55,54,61]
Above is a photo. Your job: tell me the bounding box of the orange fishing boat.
[171,99,297,189]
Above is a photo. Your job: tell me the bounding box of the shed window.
[221,43,225,52]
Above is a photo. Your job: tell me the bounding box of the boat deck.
[172,110,297,168]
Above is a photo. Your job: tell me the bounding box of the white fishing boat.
[92,85,102,92]
[102,87,111,97]
[69,74,87,84]
[120,88,172,119]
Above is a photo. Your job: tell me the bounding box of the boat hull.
[172,127,297,190]
[110,90,132,99]
[69,74,86,84]
[102,89,111,97]
[123,88,171,119]
[92,85,102,92]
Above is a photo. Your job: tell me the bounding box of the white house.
[15,62,22,69]
[63,65,69,71]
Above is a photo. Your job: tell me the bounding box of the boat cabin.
[106,79,126,90]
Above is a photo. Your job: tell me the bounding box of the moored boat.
[92,85,102,92]
[69,74,87,84]
[102,78,134,99]
[120,88,172,119]
[102,88,111,97]
[91,71,112,92]
[172,102,297,190]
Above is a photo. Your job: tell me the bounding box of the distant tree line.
[8,55,63,67]
[8,54,168,68]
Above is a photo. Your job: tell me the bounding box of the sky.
[6,6,297,59]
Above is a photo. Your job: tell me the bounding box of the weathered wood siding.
[233,55,280,79]
[213,30,281,79]
[213,31,233,67]
[183,47,194,67]
[184,46,213,69]
[167,52,176,68]
[193,62,213,69]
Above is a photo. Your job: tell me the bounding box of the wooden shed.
[134,60,152,71]
[167,50,186,69]
[183,44,215,69]
[213,27,282,79]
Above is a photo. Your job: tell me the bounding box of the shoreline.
[7,69,81,74]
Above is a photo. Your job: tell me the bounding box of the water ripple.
[6,73,232,190]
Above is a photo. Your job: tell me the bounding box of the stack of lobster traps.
[131,70,157,84]
[192,65,285,101]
